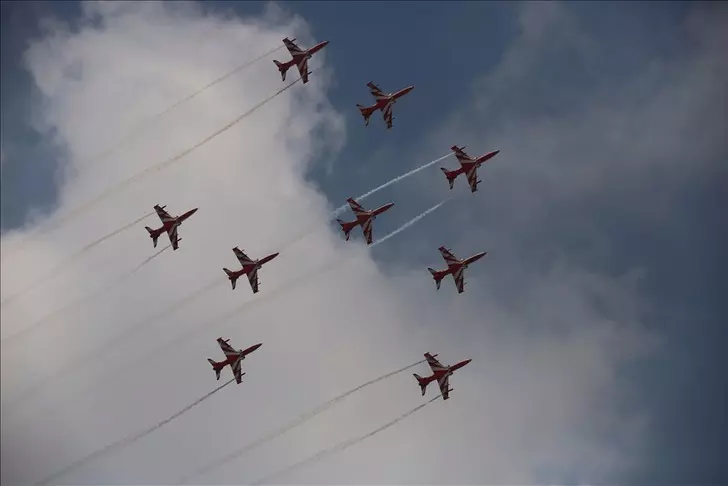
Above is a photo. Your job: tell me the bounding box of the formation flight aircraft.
[273,37,329,84]
[427,246,487,294]
[414,352,472,401]
[207,337,262,384]
[223,247,279,294]
[440,145,500,193]
[356,81,414,129]
[336,197,394,245]
[145,204,198,251]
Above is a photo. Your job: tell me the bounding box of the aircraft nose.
[252,343,263,351]
[190,208,199,215]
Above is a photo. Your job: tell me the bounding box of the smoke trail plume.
[330,153,453,218]
[0,211,155,309]
[1,243,171,346]
[75,45,284,174]
[375,199,450,246]
[179,359,427,483]
[3,276,222,413]
[33,378,236,486]
[12,76,304,252]
[252,394,442,485]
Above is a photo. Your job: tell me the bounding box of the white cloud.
[1,2,656,485]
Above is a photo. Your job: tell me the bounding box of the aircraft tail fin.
[428,268,443,290]
[356,104,374,126]
[207,358,222,380]
[440,167,457,190]
[223,268,238,290]
[273,60,288,81]
[413,373,428,396]
[336,219,353,241]
[145,226,159,248]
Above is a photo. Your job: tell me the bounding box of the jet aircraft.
[207,337,262,384]
[427,246,487,294]
[223,247,279,293]
[414,352,472,401]
[440,145,500,193]
[336,197,394,245]
[273,37,329,84]
[145,204,198,251]
[356,81,414,129]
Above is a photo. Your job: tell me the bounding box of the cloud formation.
[0,2,673,485]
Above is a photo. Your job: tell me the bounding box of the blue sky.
[1,1,726,484]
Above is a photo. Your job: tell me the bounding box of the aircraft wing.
[381,102,394,129]
[167,225,180,250]
[367,82,387,100]
[452,267,466,294]
[233,247,254,267]
[361,218,374,245]
[465,166,480,193]
[247,268,260,294]
[346,198,367,217]
[425,352,447,373]
[217,338,239,359]
[283,38,304,57]
[437,373,451,400]
[295,58,310,84]
[438,246,460,266]
[154,205,174,223]
[231,357,244,384]
[451,146,472,164]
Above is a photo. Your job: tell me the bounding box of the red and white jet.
[336,197,394,245]
[144,204,198,251]
[414,352,472,401]
[440,145,500,193]
[223,247,279,294]
[207,337,262,384]
[273,37,329,84]
[356,81,415,130]
[427,246,487,294]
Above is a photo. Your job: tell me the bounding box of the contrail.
[0,211,155,309]
[330,152,453,218]
[252,394,442,485]
[374,199,450,246]
[33,378,236,486]
[12,76,304,253]
[3,277,222,413]
[282,153,453,249]
[20,200,449,425]
[1,243,171,346]
[75,45,284,173]
[179,359,427,483]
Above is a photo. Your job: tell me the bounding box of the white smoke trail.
[179,359,427,483]
[0,210,155,309]
[75,45,284,174]
[330,152,453,218]
[374,198,450,246]
[1,243,171,346]
[33,378,236,486]
[3,276,222,413]
[11,76,305,255]
[252,394,442,485]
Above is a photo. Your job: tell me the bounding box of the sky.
[1,1,726,485]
